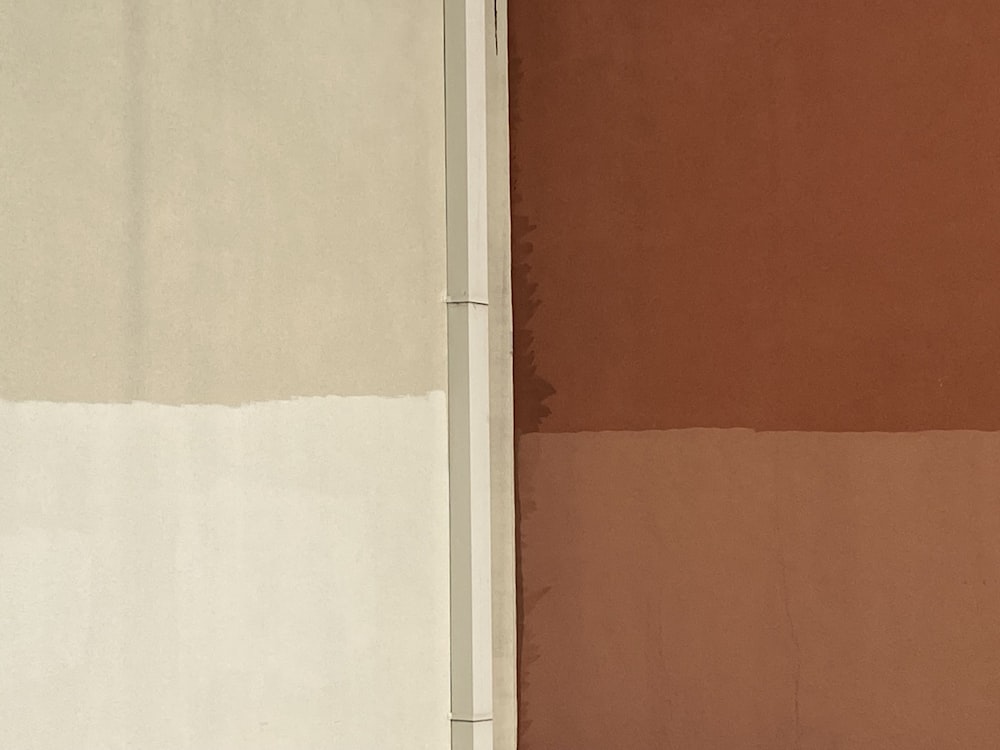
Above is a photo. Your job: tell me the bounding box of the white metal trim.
[445,0,494,748]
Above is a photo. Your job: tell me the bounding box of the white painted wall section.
[0,395,450,749]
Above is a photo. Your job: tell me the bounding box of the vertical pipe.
[445,0,493,749]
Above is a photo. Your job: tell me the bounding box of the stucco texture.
[0,0,447,404]
[0,396,450,750]
[487,0,517,747]
[1,3,453,748]
[510,1,1000,433]
[518,430,1000,750]
[510,1,1000,748]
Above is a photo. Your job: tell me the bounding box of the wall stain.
[509,41,555,747]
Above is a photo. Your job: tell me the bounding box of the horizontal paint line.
[0,392,447,410]
[518,426,1000,437]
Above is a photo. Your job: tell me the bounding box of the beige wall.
[487,1,517,748]
[1,1,447,404]
[0,2,474,748]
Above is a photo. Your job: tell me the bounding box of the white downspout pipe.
[445,1,493,749]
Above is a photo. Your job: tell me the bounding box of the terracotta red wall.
[511,3,1000,748]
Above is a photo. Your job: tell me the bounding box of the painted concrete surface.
[1,2,463,747]
[1,0,447,403]
[510,2,1000,747]
[0,394,450,749]
[518,429,1000,750]
[487,0,516,747]
[0,1,134,400]
[509,1,1000,433]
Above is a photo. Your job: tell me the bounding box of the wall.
[1,2,451,748]
[487,0,517,748]
[511,2,1000,748]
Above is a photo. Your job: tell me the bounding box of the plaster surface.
[0,394,450,750]
[1,0,447,404]
[487,0,517,746]
[518,429,1000,750]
